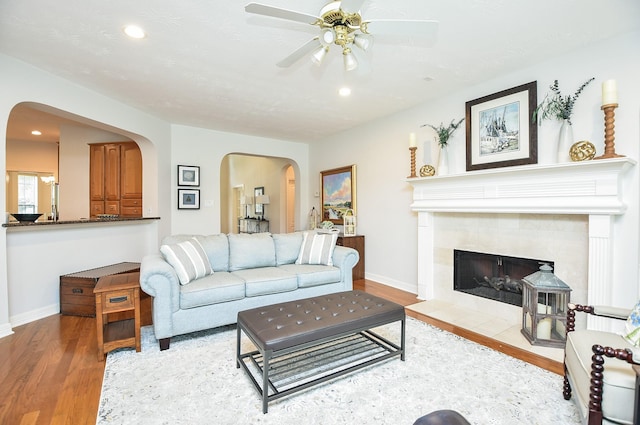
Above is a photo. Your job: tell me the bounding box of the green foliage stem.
[421,117,465,147]
[533,77,595,125]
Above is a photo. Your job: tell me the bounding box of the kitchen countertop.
[3,216,160,228]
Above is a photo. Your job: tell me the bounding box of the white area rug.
[98,318,581,424]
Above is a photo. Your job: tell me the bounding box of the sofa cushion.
[273,232,304,265]
[160,238,213,285]
[228,233,276,271]
[179,272,246,309]
[623,300,640,346]
[278,264,341,288]
[295,231,338,266]
[231,267,297,297]
[195,234,229,272]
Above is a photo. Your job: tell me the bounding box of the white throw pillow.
[160,237,213,285]
[295,231,338,266]
[623,300,640,347]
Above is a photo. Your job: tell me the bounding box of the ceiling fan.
[245,1,439,72]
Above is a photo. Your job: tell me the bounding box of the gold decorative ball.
[420,165,436,177]
[569,140,596,161]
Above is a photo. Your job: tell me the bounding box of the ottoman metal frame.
[236,290,406,413]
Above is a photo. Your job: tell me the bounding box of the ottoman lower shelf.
[236,290,405,413]
[238,328,403,412]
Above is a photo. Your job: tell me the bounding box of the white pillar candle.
[602,79,618,105]
[537,317,552,340]
[537,303,552,314]
[409,132,417,148]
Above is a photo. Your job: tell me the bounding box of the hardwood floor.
[0,314,104,425]
[0,279,561,424]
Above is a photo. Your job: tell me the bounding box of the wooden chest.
[60,262,140,317]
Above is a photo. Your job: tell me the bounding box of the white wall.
[169,125,309,236]
[310,30,640,306]
[6,139,58,174]
[223,154,294,234]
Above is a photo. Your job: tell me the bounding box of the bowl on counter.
[10,213,43,223]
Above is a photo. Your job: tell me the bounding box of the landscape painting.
[321,165,356,225]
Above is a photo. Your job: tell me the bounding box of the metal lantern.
[343,209,356,237]
[521,263,571,348]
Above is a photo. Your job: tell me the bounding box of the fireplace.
[408,158,634,332]
[453,250,553,307]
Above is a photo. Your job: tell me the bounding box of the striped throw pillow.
[160,237,213,285]
[295,232,338,266]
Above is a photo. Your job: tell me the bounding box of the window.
[17,174,38,213]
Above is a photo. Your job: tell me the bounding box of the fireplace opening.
[453,250,553,307]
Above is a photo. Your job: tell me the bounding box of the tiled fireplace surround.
[409,158,635,332]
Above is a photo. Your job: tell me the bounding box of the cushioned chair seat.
[232,267,298,297]
[278,264,341,287]
[565,329,636,424]
[179,272,245,309]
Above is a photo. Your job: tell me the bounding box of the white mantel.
[408,157,636,331]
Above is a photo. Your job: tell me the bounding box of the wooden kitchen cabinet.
[89,142,142,218]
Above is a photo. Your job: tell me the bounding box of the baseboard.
[364,272,416,295]
[0,322,15,339]
[10,303,59,327]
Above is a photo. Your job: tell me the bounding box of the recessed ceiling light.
[124,25,146,39]
[31,130,42,136]
[338,87,351,97]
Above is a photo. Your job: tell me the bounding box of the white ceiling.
[1,0,639,144]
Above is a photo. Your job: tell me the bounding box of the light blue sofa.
[140,232,359,350]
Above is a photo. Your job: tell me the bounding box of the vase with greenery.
[421,118,464,175]
[533,77,594,162]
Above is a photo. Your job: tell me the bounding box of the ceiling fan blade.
[339,0,366,13]
[245,3,321,25]
[363,19,439,44]
[276,37,322,68]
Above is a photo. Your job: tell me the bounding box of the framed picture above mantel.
[465,81,538,171]
[320,165,356,225]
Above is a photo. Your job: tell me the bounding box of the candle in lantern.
[602,79,618,105]
[409,132,417,148]
[537,317,552,340]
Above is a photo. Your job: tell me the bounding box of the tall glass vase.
[557,119,573,162]
[437,145,449,176]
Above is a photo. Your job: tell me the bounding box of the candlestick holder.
[408,147,417,178]
[594,103,624,160]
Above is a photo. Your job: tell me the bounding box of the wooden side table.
[337,234,365,281]
[94,272,141,361]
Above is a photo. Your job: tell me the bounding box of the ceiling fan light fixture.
[311,46,329,65]
[343,48,358,71]
[353,34,372,51]
[319,28,335,46]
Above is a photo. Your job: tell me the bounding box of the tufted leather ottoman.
[236,290,405,413]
